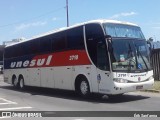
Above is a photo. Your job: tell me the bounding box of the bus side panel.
[54,66,72,90]
[28,68,41,87]
[40,67,54,88]
[24,68,30,86]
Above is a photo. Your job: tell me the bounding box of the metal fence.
[151,49,160,81]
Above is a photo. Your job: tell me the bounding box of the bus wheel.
[78,78,90,98]
[12,76,19,88]
[19,76,25,90]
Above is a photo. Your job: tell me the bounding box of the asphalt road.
[0,74,160,120]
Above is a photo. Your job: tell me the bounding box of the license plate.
[136,85,143,90]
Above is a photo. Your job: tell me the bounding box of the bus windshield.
[110,38,151,72]
[104,23,145,39]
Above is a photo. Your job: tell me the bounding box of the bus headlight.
[113,78,128,83]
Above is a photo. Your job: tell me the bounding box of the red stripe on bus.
[31,50,91,67]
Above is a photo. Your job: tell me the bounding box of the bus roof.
[6,19,139,47]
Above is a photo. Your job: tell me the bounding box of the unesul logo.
[10,55,53,68]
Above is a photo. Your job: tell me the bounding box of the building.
[152,41,160,49]
[3,38,25,46]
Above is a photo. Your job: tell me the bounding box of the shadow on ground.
[0,84,150,104]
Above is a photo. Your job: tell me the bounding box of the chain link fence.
[151,49,160,91]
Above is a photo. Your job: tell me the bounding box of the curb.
[142,89,160,93]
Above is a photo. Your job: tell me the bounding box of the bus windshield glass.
[110,38,151,72]
[104,23,145,39]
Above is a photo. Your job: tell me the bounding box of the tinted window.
[67,26,84,49]
[52,31,67,51]
[86,23,104,65]
[21,42,31,55]
[8,46,15,58]
[14,45,21,57]
[40,37,51,53]
[30,39,40,54]
[4,47,11,58]
[97,41,110,70]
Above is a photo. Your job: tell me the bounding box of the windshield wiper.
[136,45,149,71]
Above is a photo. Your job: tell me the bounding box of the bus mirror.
[105,35,112,43]
[105,35,112,40]
[147,41,152,52]
[104,35,113,52]
[108,39,113,53]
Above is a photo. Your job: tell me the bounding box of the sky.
[0,0,160,44]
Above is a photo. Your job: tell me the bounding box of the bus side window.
[8,46,14,58]
[30,39,40,55]
[52,31,67,51]
[39,37,52,53]
[16,45,23,57]
[67,26,85,50]
[85,24,100,65]
[21,42,31,56]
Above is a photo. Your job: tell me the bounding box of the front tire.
[78,78,90,98]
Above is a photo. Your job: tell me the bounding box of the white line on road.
[74,119,85,120]
[0,116,11,119]
[0,98,17,104]
[0,103,17,105]
[0,106,32,111]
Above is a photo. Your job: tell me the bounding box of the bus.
[3,19,154,97]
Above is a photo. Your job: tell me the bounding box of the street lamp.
[66,0,69,27]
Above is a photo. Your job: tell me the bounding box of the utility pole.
[66,0,69,27]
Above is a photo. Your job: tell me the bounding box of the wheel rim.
[20,79,24,88]
[80,81,88,95]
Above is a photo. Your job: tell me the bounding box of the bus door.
[96,41,111,94]
[85,23,111,94]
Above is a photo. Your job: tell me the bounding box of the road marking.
[0,106,32,111]
[0,98,17,104]
[0,103,17,105]
[74,119,85,120]
[0,116,11,119]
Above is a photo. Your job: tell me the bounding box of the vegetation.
[153,81,160,91]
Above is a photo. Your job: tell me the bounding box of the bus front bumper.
[110,78,154,95]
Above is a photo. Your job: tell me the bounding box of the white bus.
[3,20,154,97]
